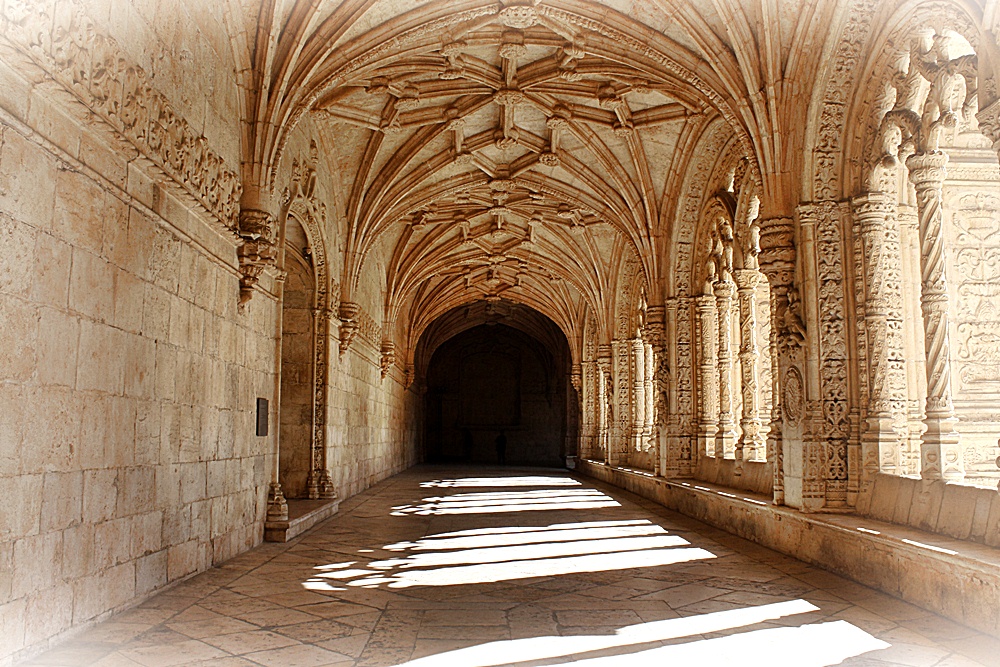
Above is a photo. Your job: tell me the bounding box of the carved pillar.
[852,192,907,485]
[645,307,665,476]
[631,336,646,456]
[644,340,655,440]
[734,269,765,468]
[307,307,336,500]
[758,217,796,506]
[662,300,680,477]
[898,205,926,474]
[581,359,598,460]
[597,345,612,464]
[715,279,738,458]
[906,152,964,481]
[568,365,582,463]
[612,339,631,466]
[695,294,718,460]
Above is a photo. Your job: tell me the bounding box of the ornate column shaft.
[906,151,964,481]
[898,205,926,472]
[643,340,655,440]
[611,339,631,466]
[852,192,907,485]
[306,307,336,500]
[597,345,612,464]
[580,360,598,460]
[631,337,646,455]
[757,217,796,506]
[695,294,718,459]
[734,269,765,469]
[715,279,738,458]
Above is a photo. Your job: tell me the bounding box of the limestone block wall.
[278,255,315,499]
[0,95,275,667]
[326,336,419,500]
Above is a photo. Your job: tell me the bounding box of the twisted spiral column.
[906,152,963,481]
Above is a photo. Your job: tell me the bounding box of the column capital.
[757,216,795,289]
[713,279,737,300]
[732,269,761,291]
[905,151,949,188]
[851,191,895,221]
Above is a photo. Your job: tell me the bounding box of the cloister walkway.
[24,467,1000,667]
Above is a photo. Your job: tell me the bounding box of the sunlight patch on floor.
[394,599,822,667]
[390,488,621,515]
[421,476,582,488]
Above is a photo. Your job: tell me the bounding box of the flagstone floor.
[23,466,1000,667]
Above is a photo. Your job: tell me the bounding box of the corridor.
[24,468,999,667]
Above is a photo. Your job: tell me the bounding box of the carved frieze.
[0,0,242,229]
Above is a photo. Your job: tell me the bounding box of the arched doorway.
[278,217,315,497]
[419,306,574,467]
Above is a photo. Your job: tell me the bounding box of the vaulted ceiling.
[237,0,838,352]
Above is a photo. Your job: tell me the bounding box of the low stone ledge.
[576,458,1000,638]
[264,499,340,542]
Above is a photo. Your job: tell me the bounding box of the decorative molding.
[0,0,242,229]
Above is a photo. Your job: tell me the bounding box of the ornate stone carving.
[852,192,907,483]
[799,201,850,507]
[783,367,804,426]
[237,209,277,308]
[906,152,963,481]
[380,340,396,379]
[339,302,361,356]
[0,0,242,229]
[714,278,738,459]
[734,269,765,465]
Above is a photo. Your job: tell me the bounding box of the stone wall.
[0,112,277,667]
[326,334,419,500]
[278,253,314,499]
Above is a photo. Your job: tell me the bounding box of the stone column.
[906,152,964,481]
[307,307,336,500]
[852,192,907,485]
[695,294,718,460]
[631,337,646,456]
[898,204,926,471]
[580,360,598,460]
[644,340,655,440]
[734,269,765,468]
[715,279,738,458]
[758,217,796,506]
[597,345,612,464]
[611,339,631,466]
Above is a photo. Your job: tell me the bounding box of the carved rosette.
[338,302,361,357]
[906,151,963,481]
[237,209,277,308]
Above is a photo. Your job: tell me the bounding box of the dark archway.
[422,319,571,467]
